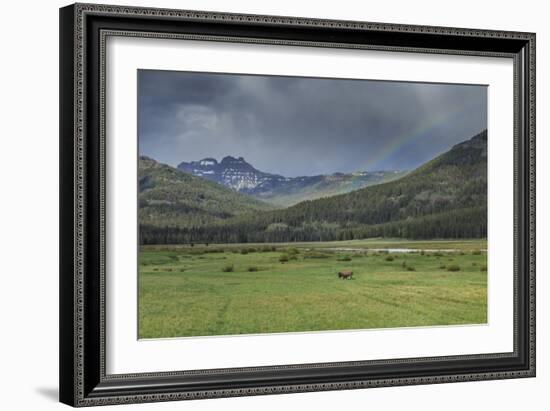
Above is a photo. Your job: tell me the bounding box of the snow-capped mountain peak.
[177,156,285,192]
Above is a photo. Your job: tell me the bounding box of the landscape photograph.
[137,69,488,339]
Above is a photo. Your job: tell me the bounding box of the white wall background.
[0,0,546,409]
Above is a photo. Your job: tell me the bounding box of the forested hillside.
[138,156,274,228]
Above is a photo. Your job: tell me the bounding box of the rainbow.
[358,98,486,171]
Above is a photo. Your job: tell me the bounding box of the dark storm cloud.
[138,70,487,176]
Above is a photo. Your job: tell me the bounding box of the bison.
[338,270,353,280]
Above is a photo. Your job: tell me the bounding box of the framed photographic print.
[59,3,536,407]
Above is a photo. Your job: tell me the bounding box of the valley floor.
[139,239,487,339]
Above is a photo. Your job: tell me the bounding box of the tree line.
[140,206,487,244]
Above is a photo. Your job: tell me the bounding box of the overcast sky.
[138,70,487,177]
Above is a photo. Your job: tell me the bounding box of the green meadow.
[138,239,487,339]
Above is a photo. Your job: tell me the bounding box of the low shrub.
[385,255,394,262]
[447,264,460,272]
[247,266,258,272]
[439,264,446,269]
[472,250,482,255]
[240,249,249,255]
[480,265,487,272]
[337,255,352,261]
[222,264,234,272]
[279,254,289,263]
[406,266,416,271]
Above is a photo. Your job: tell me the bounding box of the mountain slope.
[251,170,407,206]
[139,156,274,228]
[275,130,487,227]
[178,155,406,206]
[140,130,487,243]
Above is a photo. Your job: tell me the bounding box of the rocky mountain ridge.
[177,156,405,206]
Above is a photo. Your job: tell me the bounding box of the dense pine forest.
[139,130,487,244]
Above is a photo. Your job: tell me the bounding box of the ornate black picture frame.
[59,3,535,407]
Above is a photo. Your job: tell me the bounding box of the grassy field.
[139,239,487,339]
